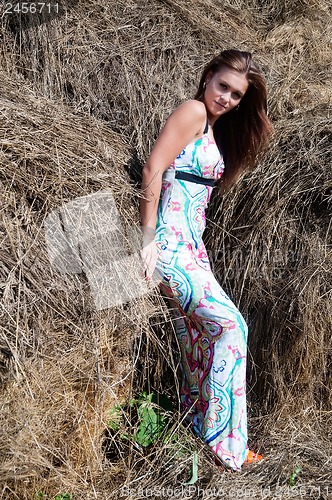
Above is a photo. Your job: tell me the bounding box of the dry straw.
[0,0,331,498]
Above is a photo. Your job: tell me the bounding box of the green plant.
[183,451,198,485]
[107,391,173,448]
[135,391,171,446]
[289,466,302,486]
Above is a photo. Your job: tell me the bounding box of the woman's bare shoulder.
[173,99,207,118]
[165,99,207,134]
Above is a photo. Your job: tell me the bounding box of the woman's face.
[203,66,249,124]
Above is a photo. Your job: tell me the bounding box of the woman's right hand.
[140,239,159,281]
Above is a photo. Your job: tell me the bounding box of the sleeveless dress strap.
[203,118,209,134]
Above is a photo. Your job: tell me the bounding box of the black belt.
[175,171,216,187]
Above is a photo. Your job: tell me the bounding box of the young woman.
[139,50,272,471]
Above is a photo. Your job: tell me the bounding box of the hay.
[0,70,174,496]
[0,0,331,498]
[206,112,331,410]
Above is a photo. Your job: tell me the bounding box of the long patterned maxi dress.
[154,126,249,470]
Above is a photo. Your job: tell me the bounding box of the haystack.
[0,70,170,496]
[0,0,331,498]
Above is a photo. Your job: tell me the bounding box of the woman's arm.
[140,100,206,234]
[139,99,207,278]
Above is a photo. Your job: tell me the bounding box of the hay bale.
[206,111,332,412]
[0,70,170,497]
[0,0,331,497]
[1,0,263,161]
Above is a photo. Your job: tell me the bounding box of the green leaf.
[183,451,199,485]
[107,392,173,448]
[135,404,164,446]
[289,466,302,486]
[134,393,170,447]
[54,494,71,500]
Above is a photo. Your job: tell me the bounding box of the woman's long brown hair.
[194,50,273,194]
